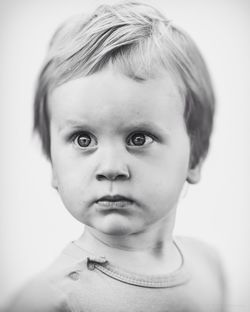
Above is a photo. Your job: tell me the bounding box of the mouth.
[95,195,134,210]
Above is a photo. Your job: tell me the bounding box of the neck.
[75,210,181,274]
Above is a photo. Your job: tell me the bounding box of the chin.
[95,214,134,236]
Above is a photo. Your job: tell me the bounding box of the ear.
[187,160,203,184]
[51,166,58,190]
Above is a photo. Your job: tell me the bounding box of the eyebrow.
[121,121,170,135]
[58,119,94,132]
[58,119,170,136]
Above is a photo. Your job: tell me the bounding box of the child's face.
[49,66,191,236]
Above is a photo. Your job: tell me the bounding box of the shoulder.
[176,236,227,310]
[3,243,88,312]
[176,236,225,275]
[3,273,71,312]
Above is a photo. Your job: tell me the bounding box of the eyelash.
[126,132,155,147]
[70,131,156,149]
[71,132,97,149]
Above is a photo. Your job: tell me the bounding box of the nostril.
[96,174,108,181]
[96,171,130,181]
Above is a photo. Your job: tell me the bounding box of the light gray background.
[0,0,249,311]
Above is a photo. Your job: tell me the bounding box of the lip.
[97,195,133,202]
[95,195,134,211]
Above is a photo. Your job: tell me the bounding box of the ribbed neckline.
[64,239,190,288]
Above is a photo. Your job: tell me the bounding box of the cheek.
[52,159,90,207]
[55,174,91,223]
[135,148,189,199]
[52,149,92,186]
[140,152,189,183]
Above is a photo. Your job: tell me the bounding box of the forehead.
[49,66,184,130]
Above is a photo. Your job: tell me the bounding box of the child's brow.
[60,119,169,133]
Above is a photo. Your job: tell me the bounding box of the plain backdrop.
[0,0,249,311]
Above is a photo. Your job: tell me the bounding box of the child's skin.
[49,63,201,276]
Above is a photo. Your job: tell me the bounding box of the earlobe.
[51,170,58,190]
[187,161,202,184]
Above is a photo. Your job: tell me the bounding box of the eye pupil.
[77,135,91,147]
[131,134,145,146]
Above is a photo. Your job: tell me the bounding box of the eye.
[73,132,97,148]
[127,132,154,147]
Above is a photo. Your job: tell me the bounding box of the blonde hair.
[34,1,215,168]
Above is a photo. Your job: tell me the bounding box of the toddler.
[5,1,226,311]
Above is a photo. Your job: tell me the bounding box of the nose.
[95,147,130,181]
